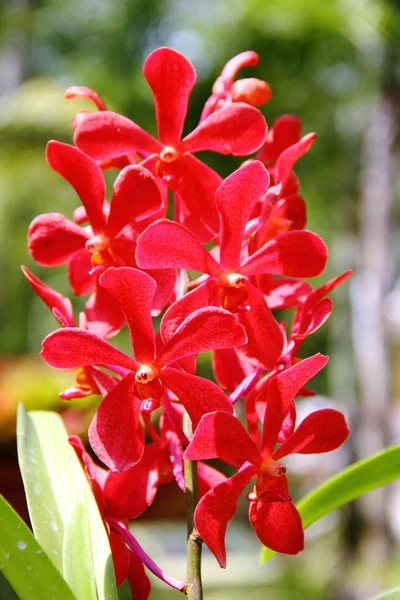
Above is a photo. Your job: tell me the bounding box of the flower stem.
[184,413,203,599]
[108,519,187,592]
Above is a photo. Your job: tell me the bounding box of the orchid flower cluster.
[23,47,350,598]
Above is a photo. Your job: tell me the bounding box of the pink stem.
[229,367,263,405]
[108,519,187,593]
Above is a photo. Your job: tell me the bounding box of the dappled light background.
[1,0,400,598]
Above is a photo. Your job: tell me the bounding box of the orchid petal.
[65,86,107,111]
[295,297,333,339]
[100,267,156,364]
[181,103,266,155]
[260,276,312,310]
[212,347,254,392]
[218,161,270,271]
[194,464,256,568]
[84,280,125,340]
[157,307,246,368]
[275,133,316,189]
[109,531,131,587]
[273,408,349,460]
[136,219,222,277]
[249,500,304,555]
[106,165,163,238]
[160,279,219,344]
[28,213,89,266]
[220,51,260,85]
[168,154,222,240]
[46,141,106,234]
[237,282,284,369]
[198,463,227,499]
[127,553,151,600]
[160,370,234,430]
[240,230,328,278]
[261,354,329,455]
[69,435,108,492]
[85,365,117,397]
[74,111,162,160]
[184,411,260,467]
[89,373,144,472]
[143,47,196,146]
[301,270,352,315]
[146,267,177,316]
[21,266,75,327]
[67,248,96,296]
[41,327,137,371]
[256,115,302,163]
[104,443,161,518]
[277,400,296,444]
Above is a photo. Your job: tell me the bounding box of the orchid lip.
[85,234,109,254]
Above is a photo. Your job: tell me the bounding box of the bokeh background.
[1,0,400,598]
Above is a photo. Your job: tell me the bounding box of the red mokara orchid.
[40,267,247,472]
[28,141,175,317]
[184,354,349,566]
[73,47,267,241]
[21,266,121,398]
[136,160,328,369]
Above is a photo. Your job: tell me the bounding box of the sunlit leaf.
[261,445,400,561]
[17,405,118,599]
[371,588,400,600]
[63,493,97,600]
[0,495,76,600]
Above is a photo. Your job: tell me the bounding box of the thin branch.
[184,413,203,599]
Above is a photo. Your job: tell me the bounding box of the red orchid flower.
[28,141,175,316]
[244,270,352,445]
[184,354,349,566]
[136,160,328,369]
[200,51,272,121]
[21,266,119,398]
[41,267,247,472]
[248,117,316,255]
[73,47,267,241]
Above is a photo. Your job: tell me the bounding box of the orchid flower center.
[260,455,286,477]
[75,367,99,394]
[160,146,180,163]
[225,273,246,288]
[85,234,112,266]
[135,365,155,383]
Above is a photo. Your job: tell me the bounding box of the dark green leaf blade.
[0,495,77,600]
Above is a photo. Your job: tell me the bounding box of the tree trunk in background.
[349,33,400,596]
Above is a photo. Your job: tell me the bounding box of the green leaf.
[371,588,400,600]
[0,495,77,600]
[17,405,118,600]
[261,445,400,562]
[63,494,97,600]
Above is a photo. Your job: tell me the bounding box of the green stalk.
[183,413,203,599]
